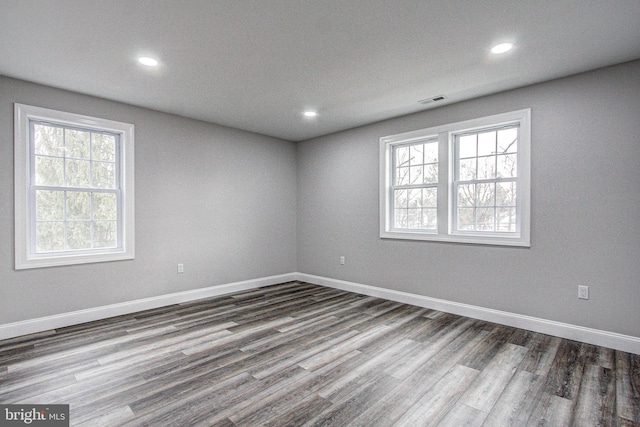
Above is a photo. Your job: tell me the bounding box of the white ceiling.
[1,1,639,141]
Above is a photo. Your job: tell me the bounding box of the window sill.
[15,250,134,270]
[380,230,530,247]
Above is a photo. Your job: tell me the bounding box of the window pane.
[496,182,517,206]
[476,208,495,231]
[457,208,475,230]
[423,163,438,184]
[407,209,421,229]
[457,184,475,207]
[396,166,409,185]
[66,191,90,220]
[394,209,407,228]
[35,156,64,186]
[65,129,90,159]
[477,156,496,180]
[497,127,518,153]
[409,144,423,166]
[409,166,423,184]
[497,154,517,178]
[36,190,64,220]
[394,189,408,208]
[476,183,495,206]
[93,192,117,220]
[94,221,117,248]
[92,133,116,162]
[408,189,422,208]
[66,159,91,187]
[92,161,116,189]
[458,158,476,181]
[424,142,438,163]
[422,208,437,229]
[396,146,410,167]
[67,221,92,250]
[458,135,476,158]
[477,131,496,156]
[34,124,64,156]
[497,207,517,232]
[36,222,65,252]
[422,187,437,208]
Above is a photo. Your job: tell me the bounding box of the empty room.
[1,1,639,426]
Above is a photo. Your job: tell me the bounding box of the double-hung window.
[380,109,530,246]
[14,104,135,269]
[391,138,439,231]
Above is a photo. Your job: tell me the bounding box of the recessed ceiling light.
[303,111,317,118]
[138,56,159,67]
[491,43,513,54]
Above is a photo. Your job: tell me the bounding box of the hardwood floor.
[1,281,638,426]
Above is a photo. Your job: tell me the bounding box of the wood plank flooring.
[1,281,638,426]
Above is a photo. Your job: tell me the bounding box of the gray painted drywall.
[0,76,297,324]
[297,60,640,337]
[2,60,639,339]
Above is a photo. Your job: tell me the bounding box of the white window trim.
[380,109,530,247]
[14,104,135,269]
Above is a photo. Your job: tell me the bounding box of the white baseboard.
[0,273,297,341]
[296,273,640,355]
[3,271,638,355]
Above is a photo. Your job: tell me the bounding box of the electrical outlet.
[177,263,184,274]
[578,285,589,300]
[340,256,345,265]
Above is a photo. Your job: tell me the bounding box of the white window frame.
[14,104,135,269]
[380,109,530,247]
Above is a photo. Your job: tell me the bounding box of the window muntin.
[15,104,134,269]
[391,139,438,231]
[380,109,530,247]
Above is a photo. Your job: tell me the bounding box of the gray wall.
[297,60,640,337]
[0,76,297,324]
[2,60,639,339]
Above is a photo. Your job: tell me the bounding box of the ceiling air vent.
[418,95,446,105]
